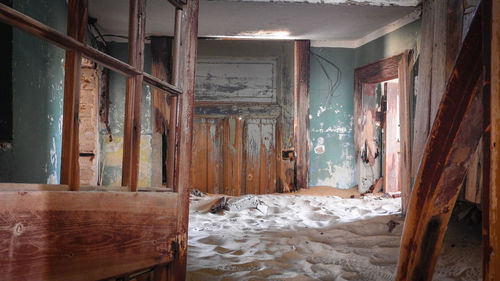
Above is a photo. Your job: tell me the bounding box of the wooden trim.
[122,0,147,191]
[167,0,186,9]
[395,8,484,280]
[0,3,181,97]
[487,0,500,278]
[293,40,310,190]
[169,0,199,279]
[60,0,87,190]
[0,190,178,281]
[0,183,173,192]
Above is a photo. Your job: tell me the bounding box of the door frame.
[353,51,413,213]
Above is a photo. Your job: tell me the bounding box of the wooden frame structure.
[0,0,198,279]
[353,51,413,211]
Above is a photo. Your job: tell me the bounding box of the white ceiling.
[89,0,420,46]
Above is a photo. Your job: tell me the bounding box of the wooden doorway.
[354,52,413,209]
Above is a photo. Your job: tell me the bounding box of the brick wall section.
[79,58,99,185]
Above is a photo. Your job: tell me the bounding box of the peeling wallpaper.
[0,0,67,183]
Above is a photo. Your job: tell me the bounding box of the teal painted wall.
[309,20,421,188]
[0,0,67,183]
[355,19,421,68]
[309,48,356,188]
[99,42,154,187]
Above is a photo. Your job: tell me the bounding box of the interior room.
[0,0,498,280]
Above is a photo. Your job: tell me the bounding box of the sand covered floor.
[187,193,481,281]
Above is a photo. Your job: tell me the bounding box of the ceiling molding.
[207,0,420,7]
[311,7,421,48]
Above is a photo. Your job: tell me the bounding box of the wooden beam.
[60,0,87,190]
[0,3,181,97]
[167,0,186,9]
[0,190,178,281]
[293,40,310,190]
[486,0,500,278]
[398,50,413,214]
[169,0,199,278]
[395,8,484,280]
[122,0,146,191]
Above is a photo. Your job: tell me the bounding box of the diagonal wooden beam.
[395,6,485,281]
[60,0,87,190]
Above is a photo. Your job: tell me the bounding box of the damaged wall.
[0,0,67,183]
[309,19,420,189]
[99,42,153,187]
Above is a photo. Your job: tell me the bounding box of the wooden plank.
[411,0,434,182]
[293,40,310,190]
[207,119,223,194]
[122,0,146,191]
[244,120,262,195]
[0,183,173,193]
[170,0,199,278]
[151,37,173,187]
[0,191,178,281]
[0,3,180,96]
[395,9,483,280]
[446,0,464,75]
[398,50,413,214]
[192,118,207,192]
[259,120,277,194]
[167,0,186,9]
[465,140,482,203]
[486,0,499,278]
[223,117,243,196]
[60,0,87,190]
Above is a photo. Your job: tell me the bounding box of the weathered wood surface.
[195,58,277,103]
[0,182,173,192]
[122,0,146,191]
[398,50,413,214]
[0,3,180,96]
[412,0,464,183]
[395,9,483,280]
[171,0,199,278]
[293,40,310,190]
[223,117,243,196]
[151,37,173,187]
[465,139,483,203]
[0,191,179,281]
[60,0,87,190]
[486,0,499,278]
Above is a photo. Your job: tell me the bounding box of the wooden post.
[168,0,199,279]
[122,0,146,191]
[395,9,484,280]
[398,50,413,213]
[167,9,182,190]
[293,40,310,190]
[151,37,172,187]
[60,0,87,190]
[486,0,500,278]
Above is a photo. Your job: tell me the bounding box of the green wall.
[309,20,421,189]
[99,42,153,187]
[0,0,67,183]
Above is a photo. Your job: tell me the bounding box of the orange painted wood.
[395,8,484,280]
[223,117,243,196]
[244,120,261,194]
[122,0,146,191]
[293,40,310,190]
[0,190,178,281]
[207,119,223,194]
[171,0,199,278]
[192,118,208,192]
[60,0,87,190]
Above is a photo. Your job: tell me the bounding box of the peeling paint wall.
[99,42,153,187]
[309,20,420,189]
[309,48,356,189]
[0,0,67,183]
